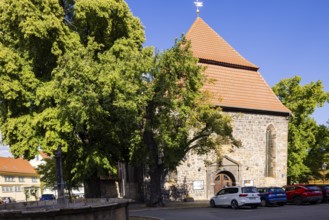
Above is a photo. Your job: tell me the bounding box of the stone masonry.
[175,112,289,200]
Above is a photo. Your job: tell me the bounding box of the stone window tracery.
[265,125,276,177]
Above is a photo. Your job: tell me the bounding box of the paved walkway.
[129,200,209,211]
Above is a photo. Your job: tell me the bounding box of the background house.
[0,157,40,202]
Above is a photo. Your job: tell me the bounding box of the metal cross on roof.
[194,0,203,16]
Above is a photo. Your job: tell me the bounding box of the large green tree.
[0,0,237,203]
[0,0,152,197]
[132,38,239,205]
[273,76,329,183]
[305,122,329,182]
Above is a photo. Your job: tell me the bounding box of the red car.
[283,184,323,205]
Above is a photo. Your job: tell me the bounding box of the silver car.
[210,186,261,209]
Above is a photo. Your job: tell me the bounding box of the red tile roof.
[201,64,290,113]
[186,17,258,69]
[39,150,50,159]
[0,157,37,176]
[186,18,291,114]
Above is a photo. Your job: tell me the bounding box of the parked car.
[316,185,329,203]
[257,187,287,206]
[40,194,56,201]
[210,186,261,209]
[283,184,322,205]
[1,197,16,203]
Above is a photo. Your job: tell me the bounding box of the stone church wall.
[175,112,289,200]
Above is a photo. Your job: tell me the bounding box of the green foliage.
[37,157,82,195]
[130,36,238,204]
[0,0,152,182]
[36,158,57,191]
[305,123,329,180]
[273,76,329,182]
[0,1,236,201]
[132,36,238,177]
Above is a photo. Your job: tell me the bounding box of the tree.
[305,123,329,182]
[0,0,152,196]
[0,0,237,202]
[272,76,329,183]
[131,37,239,206]
[37,157,83,199]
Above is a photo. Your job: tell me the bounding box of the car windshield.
[257,188,265,193]
[305,186,320,191]
[323,186,329,190]
[41,194,54,199]
[268,188,285,193]
[242,187,258,193]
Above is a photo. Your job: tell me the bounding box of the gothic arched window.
[265,125,276,177]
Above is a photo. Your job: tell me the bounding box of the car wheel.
[210,199,216,208]
[278,202,285,206]
[251,205,258,209]
[310,201,318,205]
[261,199,267,207]
[293,196,303,205]
[231,200,239,209]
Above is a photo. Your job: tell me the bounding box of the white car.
[210,186,261,209]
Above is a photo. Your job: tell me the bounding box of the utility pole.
[54,144,65,207]
[322,163,327,184]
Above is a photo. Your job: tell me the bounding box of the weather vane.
[194,0,203,16]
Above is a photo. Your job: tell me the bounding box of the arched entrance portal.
[214,171,236,194]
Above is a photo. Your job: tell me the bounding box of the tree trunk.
[144,102,165,206]
[147,165,165,207]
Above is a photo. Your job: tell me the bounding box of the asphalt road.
[130,203,329,220]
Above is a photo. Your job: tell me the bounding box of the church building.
[173,17,291,200]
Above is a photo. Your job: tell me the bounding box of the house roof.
[186,18,291,115]
[201,64,290,114]
[186,17,258,70]
[0,157,37,176]
[39,150,50,159]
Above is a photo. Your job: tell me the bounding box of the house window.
[15,186,21,192]
[19,177,25,182]
[32,177,37,183]
[4,176,15,182]
[265,125,276,177]
[2,186,13,193]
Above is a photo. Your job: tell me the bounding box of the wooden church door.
[214,173,233,194]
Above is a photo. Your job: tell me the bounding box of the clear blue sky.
[125,0,329,125]
[1,0,329,157]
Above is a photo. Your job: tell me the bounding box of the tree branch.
[184,132,211,155]
[186,125,210,147]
